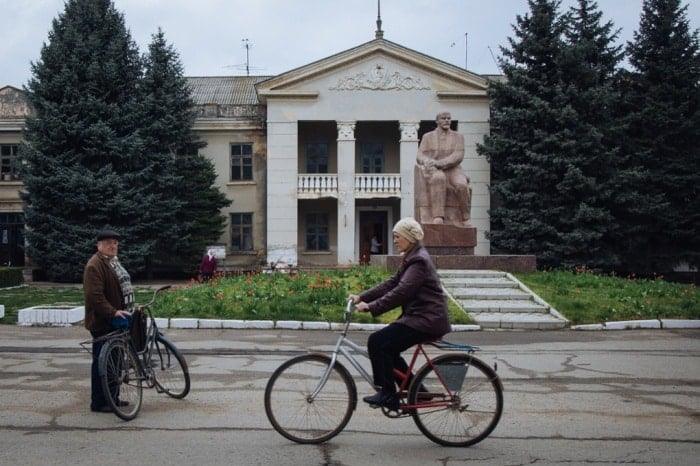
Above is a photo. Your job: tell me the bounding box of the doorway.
[359,210,388,264]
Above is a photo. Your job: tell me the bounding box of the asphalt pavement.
[0,325,698,465]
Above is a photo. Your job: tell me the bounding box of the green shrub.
[0,267,23,288]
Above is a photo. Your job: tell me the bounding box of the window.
[360,142,384,173]
[231,143,253,181]
[231,213,253,251]
[305,213,329,251]
[305,142,328,173]
[1,144,19,180]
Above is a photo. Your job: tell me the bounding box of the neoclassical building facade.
[0,35,492,272]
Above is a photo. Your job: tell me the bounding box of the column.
[399,121,419,219]
[336,121,356,264]
[266,121,299,266]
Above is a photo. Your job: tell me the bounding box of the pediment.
[0,86,33,118]
[255,38,488,102]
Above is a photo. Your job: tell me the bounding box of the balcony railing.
[354,173,401,198]
[298,174,338,198]
[297,173,401,199]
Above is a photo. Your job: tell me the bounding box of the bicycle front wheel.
[264,354,356,444]
[99,338,143,421]
[152,334,190,399]
[409,353,503,447]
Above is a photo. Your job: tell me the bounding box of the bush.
[0,267,23,287]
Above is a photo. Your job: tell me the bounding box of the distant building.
[0,35,492,271]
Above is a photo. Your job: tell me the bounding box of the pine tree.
[19,0,147,282]
[478,0,581,268]
[140,29,230,275]
[616,0,700,275]
[556,0,625,270]
[172,155,231,275]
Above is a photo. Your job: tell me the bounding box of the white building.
[0,32,492,272]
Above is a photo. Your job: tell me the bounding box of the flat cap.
[97,229,121,241]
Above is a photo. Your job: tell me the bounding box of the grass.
[150,268,472,325]
[515,268,698,325]
[0,267,696,326]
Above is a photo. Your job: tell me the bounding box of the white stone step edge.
[503,272,568,323]
[440,271,568,324]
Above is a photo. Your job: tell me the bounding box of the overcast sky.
[2,0,698,89]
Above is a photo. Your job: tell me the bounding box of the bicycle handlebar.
[344,299,355,322]
[136,285,172,312]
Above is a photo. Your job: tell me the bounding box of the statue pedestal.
[370,222,537,273]
[421,224,476,255]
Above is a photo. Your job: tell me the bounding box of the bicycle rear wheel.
[264,354,356,444]
[99,338,143,421]
[409,353,503,447]
[151,334,190,399]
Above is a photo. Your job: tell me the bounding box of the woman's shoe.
[362,392,399,410]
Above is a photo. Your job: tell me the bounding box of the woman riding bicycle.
[349,217,451,410]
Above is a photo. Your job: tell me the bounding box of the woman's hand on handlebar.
[347,294,370,312]
[355,302,370,312]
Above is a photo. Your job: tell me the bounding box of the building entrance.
[359,210,387,264]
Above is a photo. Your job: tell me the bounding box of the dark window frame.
[305,142,329,174]
[359,141,384,173]
[230,212,253,251]
[305,212,330,251]
[230,143,253,181]
[0,144,20,180]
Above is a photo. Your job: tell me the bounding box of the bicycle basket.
[130,308,148,353]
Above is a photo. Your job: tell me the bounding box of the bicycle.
[81,285,191,421]
[264,300,504,447]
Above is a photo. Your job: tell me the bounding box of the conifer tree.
[614,0,699,275]
[478,0,576,268]
[19,0,147,281]
[556,0,625,270]
[140,29,230,275]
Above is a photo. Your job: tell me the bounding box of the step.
[441,277,519,288]
[470,312,569,330]
[447,287,533,300]
[439,270,507,278]
[457,299,550,313]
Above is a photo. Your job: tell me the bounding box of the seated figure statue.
[415,111,472,226]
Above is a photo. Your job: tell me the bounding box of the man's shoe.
[363,392,399,411]
[90,405,113,413]
[116,400,130,407]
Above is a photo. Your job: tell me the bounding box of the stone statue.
[414,111,472,227]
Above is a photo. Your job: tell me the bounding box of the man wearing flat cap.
[83,229,135,413]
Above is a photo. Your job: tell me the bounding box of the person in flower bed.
[348,217,451,410]
[83,229,134,413]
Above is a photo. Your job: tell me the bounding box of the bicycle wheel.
[152,334,190,399]
[264,354,357,444]
[99,338,143,421]
[408,353,503,447]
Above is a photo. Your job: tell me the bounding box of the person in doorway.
[348,217,451,410]
[370,235,382,254]
[415,111,471,225]
[199,249,217,281]
[83,229,135,413]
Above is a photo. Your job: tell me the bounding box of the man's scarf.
[110,257,135,313]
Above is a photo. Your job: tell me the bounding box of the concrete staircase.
[439,270,568,330]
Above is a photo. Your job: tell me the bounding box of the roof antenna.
[242,38,251,76]
[375,0,384,38]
